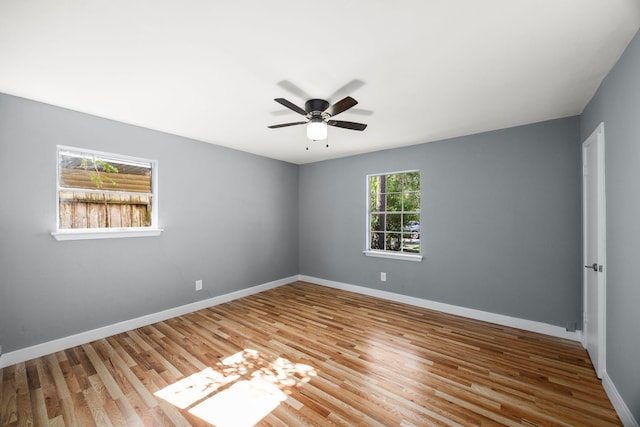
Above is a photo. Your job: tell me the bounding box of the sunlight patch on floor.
[189,377,286,427]
[154,348,317,425]
[154,367,238,409]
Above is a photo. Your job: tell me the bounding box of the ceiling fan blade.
[274,98,307,116]
[327,96,358,116]
[327,120,367,131]
[328,79,365,102]
[348,108,374,116]
[268,121,307,129]
[277,80,311,100]
[270,108,299,116]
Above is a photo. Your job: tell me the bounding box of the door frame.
[582,122,607,378]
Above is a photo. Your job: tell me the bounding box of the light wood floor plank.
[0,281,620,426]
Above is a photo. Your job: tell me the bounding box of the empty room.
[1,1,640,426]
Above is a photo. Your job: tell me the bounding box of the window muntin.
[367,171,420,254]
[56,146,157,231]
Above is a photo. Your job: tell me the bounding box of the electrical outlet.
[380,272,387,282]
[195,279,203,291]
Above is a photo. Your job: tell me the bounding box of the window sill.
[363,250,423,262]
[51,228,163,241]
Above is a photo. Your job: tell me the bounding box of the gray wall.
[581,30,640,421]
[0,93,299,353]
[299,117,582,328]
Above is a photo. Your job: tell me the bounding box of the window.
[365,170,422,261]
[52,146,161,240]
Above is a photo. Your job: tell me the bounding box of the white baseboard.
[0,275,296,368]
[603,370,639,427]
[0,274,583,366]
[298,275,582,342]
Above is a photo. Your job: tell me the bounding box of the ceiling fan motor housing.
[305,99,330,116]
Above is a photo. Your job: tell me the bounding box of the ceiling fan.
[268,96,367,141]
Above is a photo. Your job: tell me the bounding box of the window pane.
[402,214,420,228]
[385,233,401,251]
[59,152,152,194]
[403,191,420,212]
[369,177,377,211]
[370,176,385,212]
[404,172,420,191]
[370,190,377,212]
[371,232,384,250]
[58,191,153,229]
[386,214,401,231]
[402,235,420,253]
[370,214,385,232]
[385,174,402,193]
[386,194,401,212]
[402,215,420,239]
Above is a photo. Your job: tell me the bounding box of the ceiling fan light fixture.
[307,119,327,141]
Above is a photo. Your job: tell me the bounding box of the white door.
[582,122,606,379]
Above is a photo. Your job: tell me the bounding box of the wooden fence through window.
[59,192,151,228]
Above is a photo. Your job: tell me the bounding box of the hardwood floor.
[1,281,620,426]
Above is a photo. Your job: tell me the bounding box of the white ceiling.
[1,1,639,164]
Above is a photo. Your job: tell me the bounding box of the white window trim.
[363,250,423,262]
[52,145,163,241]
[51,227,163,241]
[365,169,423,262]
